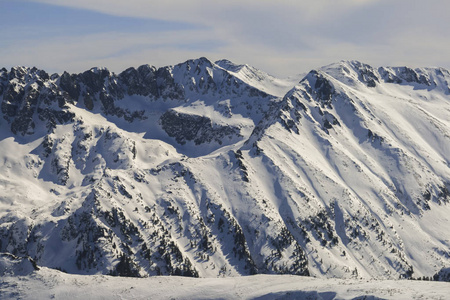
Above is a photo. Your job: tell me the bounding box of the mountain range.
[0,58,449,280]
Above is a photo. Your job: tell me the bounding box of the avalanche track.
[0,58,449,280]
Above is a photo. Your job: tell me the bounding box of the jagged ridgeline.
[0,58,449,279]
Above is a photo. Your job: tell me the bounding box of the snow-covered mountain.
[0,58,449,280]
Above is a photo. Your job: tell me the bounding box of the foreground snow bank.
[0,253,39,276]
[1,267,449,300]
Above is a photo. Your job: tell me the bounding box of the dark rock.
[99,91,116,115]
[351,61,379,87]
[119,65,158,97]
[1,87,20,119]
[38,107,75,131]
[398,67,420,83]
[41,135,54,157]
[80,68,110,94]
[10,84,40,135]
[161,110,241,145]
[307,71,335,107]
[59,71,80,101]
[324,119,333,129]
[0,68,7,95]
[9,66,27,80]
[395,67,431,86]
[35,69,49,81]
[84,93,94,110]
[50,73,60,80]
[379,67,403,84]
[433,267,450,282]
[155,67,184,100]
[380,66,432,86]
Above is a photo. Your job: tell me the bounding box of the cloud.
[4,0,450,76]
[24,0,381,21]
[0,29,224,73]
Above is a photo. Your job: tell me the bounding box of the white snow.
[1,59,449,284]
[1,267,449,300]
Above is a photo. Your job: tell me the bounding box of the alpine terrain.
[1,58,449,282]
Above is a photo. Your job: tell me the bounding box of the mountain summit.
[0,59,449,279]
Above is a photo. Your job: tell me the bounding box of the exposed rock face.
[0,59,449,281]
[118,65,158,97]
[351,61,380,87]
[1,67,75,135]
[0,58,273,136]
[433,267,450,282]
[0,66,156,135]
[379,66,434,86]
[59,71,80,101]
[161,110,242,145]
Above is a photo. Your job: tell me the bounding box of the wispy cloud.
[2,0,450,76]
[0,30,224,73]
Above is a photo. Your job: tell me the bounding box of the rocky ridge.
[0,59,449,280]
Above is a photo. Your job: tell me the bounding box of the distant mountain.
[0,58,449,279]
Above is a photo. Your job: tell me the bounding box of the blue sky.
[2,1,200,38]
[1,0,449,76]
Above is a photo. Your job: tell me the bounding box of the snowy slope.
[215,59,303,97]
[0,59,449,281]
[1,260,449,300]
[240,61,450,279]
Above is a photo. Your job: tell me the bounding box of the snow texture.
[1,265,449,300]
[0,59,449,283]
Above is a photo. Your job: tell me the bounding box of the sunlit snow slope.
[0,59,449,280]
[1,255,449,300]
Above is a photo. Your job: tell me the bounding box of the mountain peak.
[0,58,449,280]
[86,66,110,74]
[215,59,247,73]
[176,57,214,70]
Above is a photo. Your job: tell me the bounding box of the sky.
[1,0,449,77]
